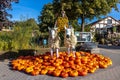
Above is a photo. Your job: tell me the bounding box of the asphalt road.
[0,45,120,80]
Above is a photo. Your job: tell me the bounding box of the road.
[0,45,120,80]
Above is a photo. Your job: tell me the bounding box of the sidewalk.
[98,44,120,50]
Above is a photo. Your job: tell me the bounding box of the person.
[43,38,47,48]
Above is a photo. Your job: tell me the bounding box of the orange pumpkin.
[64,56,69,61]
[69,56,75,61]
[43,55,50,60]
[25,66,34,73]
[88,67,96,73]
[47,66,55,71]
[47,70,53,75]
[31,70,40,76]
[55,59,63,64]
[17,65,24,71]
[56,65,64,70]
[78,70,88,76]
[70,64,76,70]
[81,56,88,64]
[40,69,48,75]
[74,58,81,64]
[68,60,74,65]
[53,69,62,77]
[99,63,108,68]
[52,62,60,67]
[75,52,81,57]
[69,70,78,77]
[60,71,68,78]
[62,62,70,68]
[64,68,71,73]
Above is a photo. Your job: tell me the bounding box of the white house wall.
[92,24,105,28]
[91,17,120,29]
[99,21,104,23]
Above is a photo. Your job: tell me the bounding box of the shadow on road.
[0,49,36,61]
[0,51,18,61]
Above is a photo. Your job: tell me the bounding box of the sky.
[8,0,120,23]
[8,0,53,22]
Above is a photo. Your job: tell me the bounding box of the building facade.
[90,16,120,34]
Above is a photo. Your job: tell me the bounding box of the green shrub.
[0,25,37,50]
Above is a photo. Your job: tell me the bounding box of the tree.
[53,0,79,21]
[15,18,39,31]
[26,18,39,30]
[79,0,119,32]
[14,18,40,48]
[52,0,81,32]
[38,3,55,32]
[0,0,19,30]
[53,0,120,32]
[52,0,61,18]
[39,0,119,32]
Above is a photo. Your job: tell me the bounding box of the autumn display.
[55,11,69,32]
[56,17,69,32]
[11,51,112,78]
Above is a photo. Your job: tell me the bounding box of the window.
[107,19,112,24]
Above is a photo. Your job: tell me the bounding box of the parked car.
[80,42,98,50]
[76,42,98,52]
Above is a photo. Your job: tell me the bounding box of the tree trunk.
[81,15,85,32]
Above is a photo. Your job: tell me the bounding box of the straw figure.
[48,27,61,57]
[64,25,77,57]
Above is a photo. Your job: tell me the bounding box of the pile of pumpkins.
[11,51,112,78]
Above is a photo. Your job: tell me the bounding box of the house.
[90,16,120,34]
[0,22,14,32]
